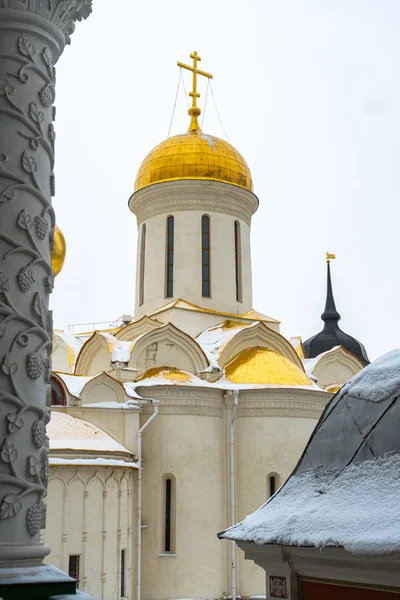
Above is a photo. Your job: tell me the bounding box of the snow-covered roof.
[149,298,280,323]
[49,457,138,469]
[54,372,140,408]
[48,412,134,458]
[302,346,341,376]
[220,349,400,556]
[98,332,134,362]
[196,321,250,370]
[55,373,93,398]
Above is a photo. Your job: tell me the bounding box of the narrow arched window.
[165,478,172,552]
[234,220,242,303]
[269,476,276,497]
[202,215,210,297]
[139,223,146,306]
[166,216,174,298]
[267,473,280,498]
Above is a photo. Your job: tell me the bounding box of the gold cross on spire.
[177,51,213,132]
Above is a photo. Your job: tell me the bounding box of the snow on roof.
[55,373,93,398]
[221,349,400,555]
[99,332,134,362]
[123,381,143,399]
[221,452,400,555]
[81,400,140,410]
[149,298,280,323]
[339,349,400,403]
[134,367,212,387]
[55,372,141,406]
[196,321,251,370]
[48,412,132,455]
[54,330,84,369]
[302,347,340,375]
[49,457,138,469]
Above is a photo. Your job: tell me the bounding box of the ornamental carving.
[139,387,224,417]
[0,1,92,45]
[269,575,287,599]
[0,29,57,548]
[131,180,259,225]
[142,403,223,418]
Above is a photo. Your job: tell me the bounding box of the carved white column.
[0,1,91,568]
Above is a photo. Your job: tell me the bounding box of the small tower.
[129,52,258,318]
[303,254,370,365]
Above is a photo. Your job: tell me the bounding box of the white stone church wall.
[138,387,227,600]
[235,397,326,597]
[45,466,136,600]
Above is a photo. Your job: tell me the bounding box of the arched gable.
[115,316,163,341]
[52,332,71,373]
[311,346,364,388]
[129,323,209,374]
[80,372,127,405]
[75,332,112,376]
[219,322,304,370]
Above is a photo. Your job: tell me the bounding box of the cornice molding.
[138,386,329,418]
[130,180,259,226]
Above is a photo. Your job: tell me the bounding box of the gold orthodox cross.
[177,51,213,131]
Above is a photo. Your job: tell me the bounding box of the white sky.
[52,0,400,361]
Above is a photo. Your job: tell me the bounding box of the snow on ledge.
[81,400,140,410]
[49,457,138,469]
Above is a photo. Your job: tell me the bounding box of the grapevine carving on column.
[0,1,92,566]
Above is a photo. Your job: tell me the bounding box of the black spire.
[303,256,370,366]
[321,260,341,323]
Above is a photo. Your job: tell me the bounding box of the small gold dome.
[325,384,342,394]
[135,130,253,192]
[225,347,313,386]
[51,225,66,277]
[135,366,193,383]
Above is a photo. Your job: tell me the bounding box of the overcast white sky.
[52,0,400,361]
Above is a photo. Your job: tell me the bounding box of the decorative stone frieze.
[236,389,329,418]
[0,0,91,569]
[139,386,329,418]
[139,386,225,417]
[130,179,259,225]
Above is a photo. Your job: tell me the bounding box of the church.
[45,52,369,600]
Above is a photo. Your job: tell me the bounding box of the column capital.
[0,1,92,52]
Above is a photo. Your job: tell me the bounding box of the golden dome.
[51,225,66,277]
[135,366,192,383]
[135,51,253,193]
[134,130,253,193]
[225,347,313,386]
